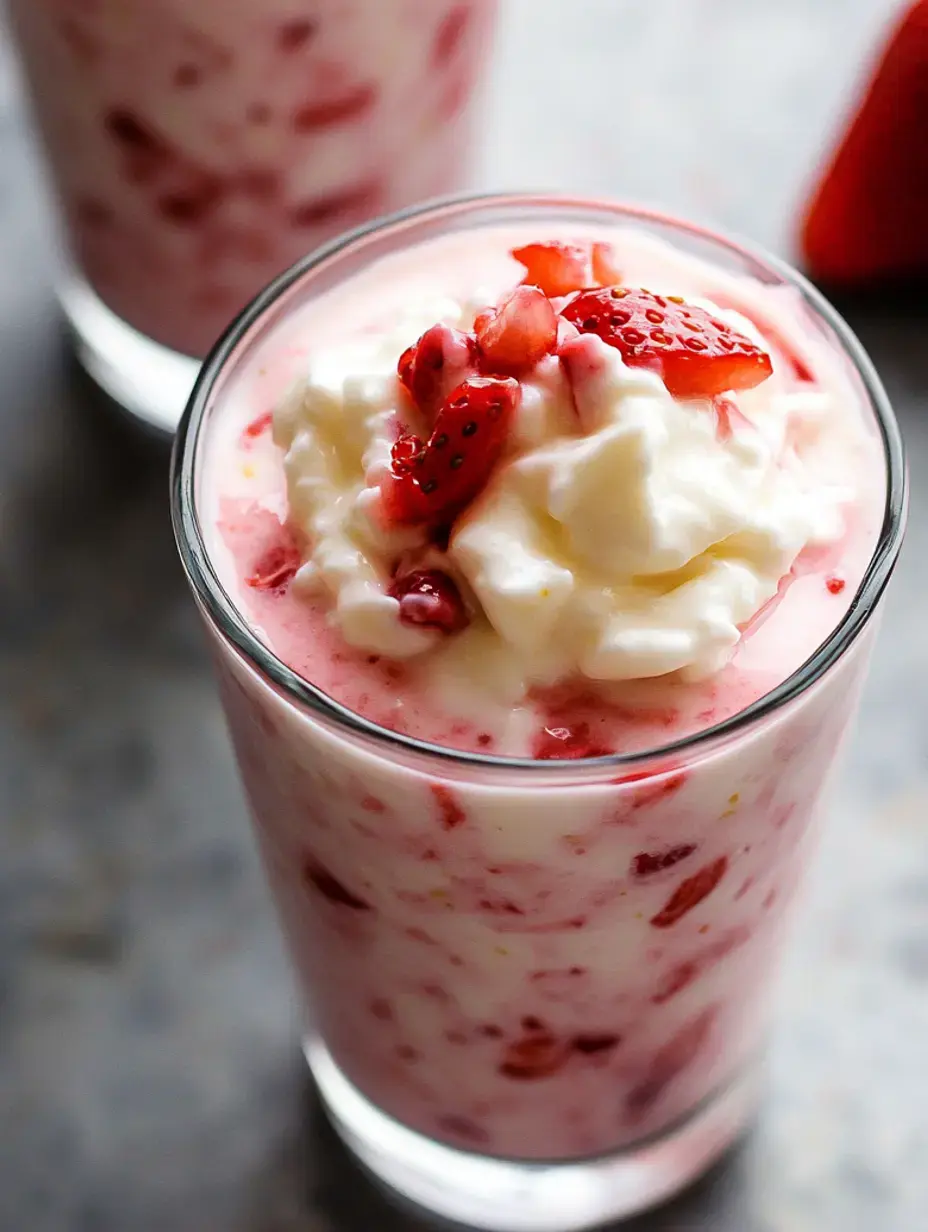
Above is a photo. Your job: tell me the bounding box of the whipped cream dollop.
[273,262,856,688]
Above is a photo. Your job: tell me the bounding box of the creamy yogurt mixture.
[204,224,882,758]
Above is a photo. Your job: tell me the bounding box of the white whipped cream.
[273,270,856,687]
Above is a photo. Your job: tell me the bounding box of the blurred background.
[1,2,926,1230]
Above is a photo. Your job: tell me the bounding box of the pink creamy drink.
[173,199,903,1228]
[9,0,497,358]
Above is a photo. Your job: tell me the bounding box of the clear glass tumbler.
[8,0,498,432]
[171,195,906,1231]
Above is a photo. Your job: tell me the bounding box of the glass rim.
[171,191,907,775]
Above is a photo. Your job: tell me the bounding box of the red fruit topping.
[382,376,520,526]
[499,1031,570,1080]
[631,844,698,879]
[533,723,614,760]
[626,1007,717,1117]
[475,285,558,376]
[389,569,469,633]
[560,288,774,398]
[591,241,622,286]
[397,323,479,420]
[431,784,466,830]
[800,1,928,284]
[826,574,846,595]
[511,241,594,297]
[246,529,301,591]
[650,856,729,929]
[511,240,622,296]
[303,860,371,910]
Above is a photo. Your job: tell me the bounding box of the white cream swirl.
[273,280,855,686]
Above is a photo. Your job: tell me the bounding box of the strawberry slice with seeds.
[560,288,773,398]
[397,323,480,420]
[475,285,558,376]
[381,376,520,527]
[389,569,469,633]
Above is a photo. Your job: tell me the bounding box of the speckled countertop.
[1,3,926,1230]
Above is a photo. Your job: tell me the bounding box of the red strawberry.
[389,569,469,633]
[381,376,520,526]
[560,288,773,398]
[511,241,594,297]
[475,285,558,376]
[591,241,622,286]
[650,856,728,929]
[397,323,480,420]
[499,1031,570,1080]
[631,844,697,879]
[511,240,622,297]
[800,1,928,284]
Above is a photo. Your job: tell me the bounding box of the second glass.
[8,0,498,430]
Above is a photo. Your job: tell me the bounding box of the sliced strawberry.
[397,323,480,420]
[499,1031,570,1080]
[560,288,774,398]
[381,376,520,527]
[631,844,697,879]
[512,239,622,296]
[389,569,469,633]
[650,856,729,929]
[475,285,558,376]
[591,241,622,286]
[511,241,594,297]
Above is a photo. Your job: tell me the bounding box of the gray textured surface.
[1,2,927,1230]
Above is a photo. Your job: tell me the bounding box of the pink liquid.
[197,221,886,1158]
[9,0,497,356]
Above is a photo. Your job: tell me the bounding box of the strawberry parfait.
[174,197,903,1229]
[9,0,498,428]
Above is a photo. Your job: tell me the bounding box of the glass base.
[58,272,201,436]
[306,1037,758,1232]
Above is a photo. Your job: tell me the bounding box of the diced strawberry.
[431,784,467,829]
[512,240,622,296]
[303,860,371,910]
[826,574,846,595]
[475,286,558,376]
[591,241,622,286]
[560,288,774,398]
[650,856,729,929]
[389,569,469,633]
[631,844,697,879]
[243,410,273,440]
[511,241,594,297]
[499,1031,571,1080]
[397,323,480,420]
[381,376,520,527]
[533,722,614,760]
